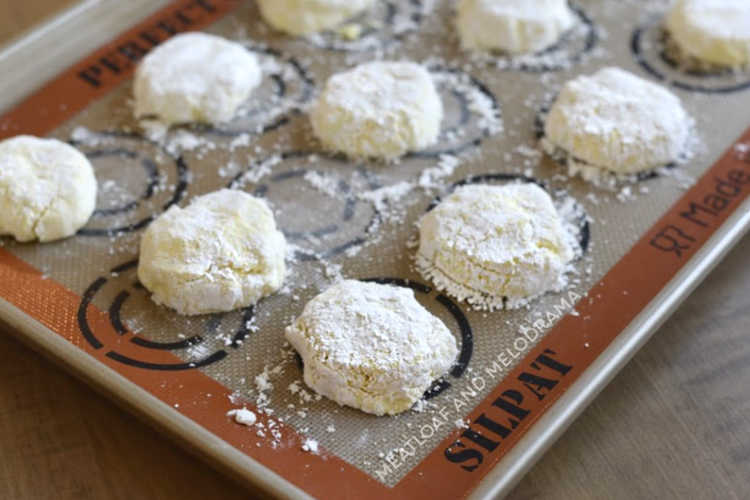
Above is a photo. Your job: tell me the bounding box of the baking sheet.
[1,0,750,498]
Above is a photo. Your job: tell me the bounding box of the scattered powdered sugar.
[233,154,282,186]
[359,181,414,213]
[304,170,340,198]
[418,154,461,189]
[301,438,319,454]
[140,119,169,143]
[227,407,257,426]
[164,129,216,156]
[431,69,503,136]
[71,126,114,147]
[254,364,276,409]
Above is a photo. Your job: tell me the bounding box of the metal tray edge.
[0,0,169,113]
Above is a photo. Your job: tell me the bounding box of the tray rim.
[1,2,749,499]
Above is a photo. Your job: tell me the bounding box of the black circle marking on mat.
[407,67,501,158]
[84,148,159,217]
[104,350,228,371]
[228,150,381,260]
[77,259,256,370]
[631,24,750,95]
[74,134,190,238]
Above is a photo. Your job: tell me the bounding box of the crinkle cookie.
[134,32,261,126]
[285,280,458,416]
[138,189,286,315]
[417,183,576,310]
[0,135,97,242]
[310,61,443,160]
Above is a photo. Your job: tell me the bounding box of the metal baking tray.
[1,1,749,498]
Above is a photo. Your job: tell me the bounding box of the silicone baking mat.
[1,1,749,498]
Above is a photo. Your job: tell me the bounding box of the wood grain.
[1,2,749,499]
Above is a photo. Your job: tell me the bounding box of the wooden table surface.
[1,2,749,499]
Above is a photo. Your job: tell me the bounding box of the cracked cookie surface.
[0,135,97,243]
[138,189,286,315]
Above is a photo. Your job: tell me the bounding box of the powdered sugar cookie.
[542,67,692,179]
[310,61,443,159]
[457,0,576,54]
[417,183,575,310]
[285,280,458,416]
[257,0,375,36]
[134,33,261,126]
[666,0,750,68]
[0,135,97,242]
[138,189,286,315]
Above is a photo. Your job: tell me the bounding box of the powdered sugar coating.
[666,0,750,68]
[417,183,575,310]
[134,32,261,126]
[457,0,576,54]
[257,0,375,36]
[0,135,97,242]
[543,67,692,177]
[138,189,286,315]
[310,61,443,159]
[285,280,458,416]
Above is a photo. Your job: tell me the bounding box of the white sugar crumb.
[359,181,413,212]
[455,418,469,429]
[229,133,251,150]
[254,366,274,407]
[140,120,168,142]
[304,170,340,197]
[616,186,635,203]
[302,438,319,454]
[234,155,282,187]
[164,129,215,156]
[70,126,112,146]
[515,144,542,160]
[227,407,257,426]
[245,316,259,333]
[418,154,461,189]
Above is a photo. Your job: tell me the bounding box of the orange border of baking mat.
[1,1,750,498]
